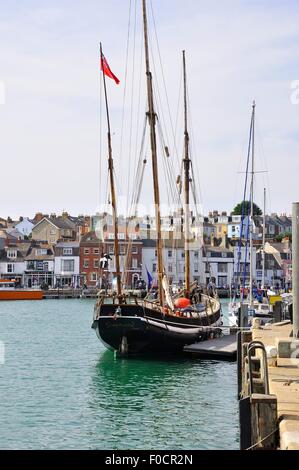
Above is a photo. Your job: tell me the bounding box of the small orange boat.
[0,280,43,301]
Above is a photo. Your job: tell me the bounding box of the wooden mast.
[142,0,164,305]
[249,100,255,307]
[182,50,191,295]
[100,43,122,297]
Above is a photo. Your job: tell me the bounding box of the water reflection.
[87,349,237,450]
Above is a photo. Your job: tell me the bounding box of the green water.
[0,299,239,449]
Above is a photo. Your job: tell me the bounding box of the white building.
[15,218,34,237]
[141,239,204,287]
[203,245,234,288]
[233,245,257,286]
[54,242,80,287]
[0,244,28,285]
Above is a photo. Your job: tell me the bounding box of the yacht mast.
[262,187,266,289]
[100,43,122,297]
[142,0,164,305]
[182,50,191,295]
[249,101,255,307]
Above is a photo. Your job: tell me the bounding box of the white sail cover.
[264,242,283,267]
[162,273,174,311]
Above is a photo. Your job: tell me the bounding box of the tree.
[275,232,292,242]
[232,201,262,216]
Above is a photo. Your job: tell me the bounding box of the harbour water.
[0,299,238,449]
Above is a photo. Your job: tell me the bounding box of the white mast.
[262,187,266,289]
[249,101,255,307]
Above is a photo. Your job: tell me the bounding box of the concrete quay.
[239,320,299,450]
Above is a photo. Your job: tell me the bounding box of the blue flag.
[146,266,153,289]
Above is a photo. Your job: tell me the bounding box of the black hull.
[92,302,222,355]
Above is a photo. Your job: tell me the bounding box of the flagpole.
[100,43,122,298]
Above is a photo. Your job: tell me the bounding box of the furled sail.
[162,273,174,311]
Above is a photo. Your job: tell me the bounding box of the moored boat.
[92,0,222,356]
[0,279,43,301]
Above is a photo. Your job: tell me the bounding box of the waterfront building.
[54,241,81,287]
[203,237,234,288]
[256,237,292,288]
[24,242,55,287]
[232,245,257,286]
[0,242,29,285]
[80,230,142,288]
[141,238,204,287]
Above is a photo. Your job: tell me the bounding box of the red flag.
[100,53,120,85]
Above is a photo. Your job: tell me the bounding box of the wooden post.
[250,394,278,450]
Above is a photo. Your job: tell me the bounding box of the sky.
[0,0,299,220]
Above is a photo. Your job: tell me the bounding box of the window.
[37,261,44,271]
[152,263,157,273]
[194,252,199,258]
[120,245,126,255]
[118,233,125,240]
[168,263,173,273]
[132,258,138,269]
[50,229,56,235]
[222,252,227,258]
[132,246,138,254]
[108,233,114,240]
[181,253,185,258]
[218,276,228,287]
[93,248,99,255]
[194,263,199,273]
[36,249,47,255]
[168,250,172,258]
[218,263,228,273]
[63,248,73,255]
[83,259,89,268]
[129,233,137,240]
[94,259,99,268]
[62,259,74,272]
[7,250,17,259]
[7,263,14,273]
[109,245,114,255]
[84,248,89,255]
[90,272,97,281]
[43,262,49,271]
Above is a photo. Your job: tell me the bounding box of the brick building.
[79,231,142,288]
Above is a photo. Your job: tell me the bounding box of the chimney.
[34,212,44,223]
[220,232,228,249]
[62,211,69,219]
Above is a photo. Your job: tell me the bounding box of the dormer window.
[7,250,17,259]
[63,248,73,255]
[36,249,47,255]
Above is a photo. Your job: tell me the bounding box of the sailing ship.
[228,103,274,326]
[92,0,221,355]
